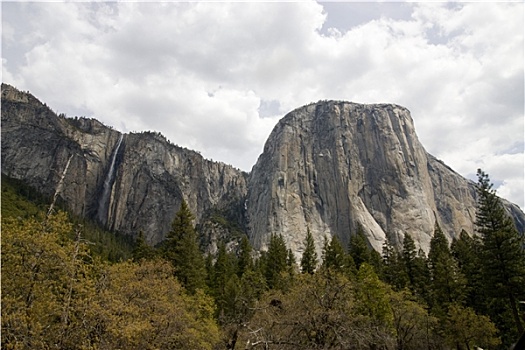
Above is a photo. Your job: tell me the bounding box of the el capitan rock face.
[246,101,524,257]
[2,84,523,255]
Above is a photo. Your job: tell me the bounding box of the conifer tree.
[475,169,525,337]
[428,222,466,312]
[402,234,417,284]
[451,230,484,311]
[381,239,409,290]
[211,242,239,322]
[237,235,253,277]
[264,233,289,289]
[402,234,430,303]
[287,248,298,274]
[300,228,318,274]
[164,200,206,294]
[348,224,371,269]
[132,231,155,262]
[322,235,346,271]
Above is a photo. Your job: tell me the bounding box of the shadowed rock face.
[246,101,524,258]
[1,84,247,246]
[2,84,523,255]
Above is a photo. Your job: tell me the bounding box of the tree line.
[2,169,524,349]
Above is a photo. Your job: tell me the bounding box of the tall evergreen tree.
[428,222,466,312]
[287,248,298,276]
[451,230,484,312]
[211,242,238,321]
[163,200,206,294]
[263,233,289,289]
[348,224,371,269]
[402,234,430,303]
[237,235,254,277]
[402,234,417,287]
[131,231,155,262]
[381,239,409,290]
[300,228,318,274]
[322,236,346,271]
[475,169,525,338]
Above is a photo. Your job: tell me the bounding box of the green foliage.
[300,228,318,274]
[1,174,47,219]
[1,213,96,349]
[356,263,393,327]
[443,304,501,350]
[92,260,220,350]
[348,224,371,269]
[322,235,356,276]
[240,271,395,349]
[163,200,207,294]
[428,222,466,312]
[211,242,239,316]
[389,290,439,350]
[1,174,134,262]
[402,234,431,303]
[1,212,221,350]
[262,233,290,290]
[475,169,525,342]
[451,230,485,311]
[131,230,156,261]
[237,235,254,276]
[382,239,409,290]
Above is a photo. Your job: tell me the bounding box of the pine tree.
[348,224,371,269]
[428,222,466,313]
[263,233,289,289]
[381,239,409,290]
[451,230,484,312]
[322,235,346,271]
[131,231,155,262]
[300,228,318,274]
[163,200,206,294]
[475,169,525,337]
[211,242,238,321]
[402,234,430,303]
[401,234,417,285]
[237,235,253,277]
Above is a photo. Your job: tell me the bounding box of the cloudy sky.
[2,1,524,209]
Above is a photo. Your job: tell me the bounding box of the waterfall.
[97,134,124,226]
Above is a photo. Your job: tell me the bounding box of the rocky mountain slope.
[2,84,523,255]
[247,101,524,257]
[1,84,247,248]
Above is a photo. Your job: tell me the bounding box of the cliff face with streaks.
[246,101,524,257]
[1,84,248,246]
[2,84,523,254]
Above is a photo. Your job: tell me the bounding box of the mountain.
[1,84,247,250]
[2,84,524,255]
[246,101,524,257]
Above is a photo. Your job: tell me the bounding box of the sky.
[2,1,524,210]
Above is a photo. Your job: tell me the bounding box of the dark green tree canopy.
[475,169,525,337]
[163,199,206,294]
[300,228,318,274]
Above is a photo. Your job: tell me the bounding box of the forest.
[2,169,524,350]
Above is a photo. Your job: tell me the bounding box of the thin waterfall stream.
[97,134,124,226]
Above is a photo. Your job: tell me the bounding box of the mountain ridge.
[2,83,523,255]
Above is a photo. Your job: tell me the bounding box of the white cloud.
[2,2,523,208]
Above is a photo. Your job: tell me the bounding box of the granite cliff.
[1,84,248,249]
[2,84,523,255]
[246,101,524,257]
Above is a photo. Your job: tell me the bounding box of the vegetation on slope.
[2,171,524,349]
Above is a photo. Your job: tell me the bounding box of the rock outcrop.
[1,84,247,246]
[2,84,523,255]
[246,101,524,257]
